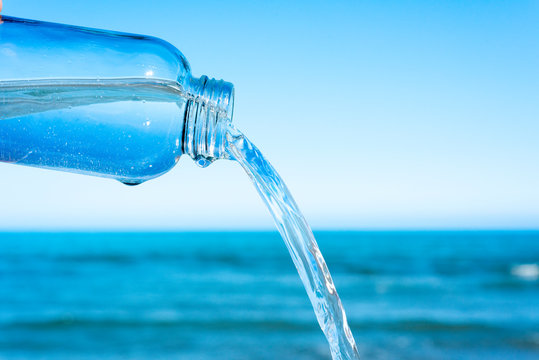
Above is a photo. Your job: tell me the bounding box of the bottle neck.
[183,76,235,167]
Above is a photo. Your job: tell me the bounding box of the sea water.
[2,231,539,359]
[0,79,359,359]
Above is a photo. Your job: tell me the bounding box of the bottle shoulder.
[135,35,192,86]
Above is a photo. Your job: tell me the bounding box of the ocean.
[0,231,538,359]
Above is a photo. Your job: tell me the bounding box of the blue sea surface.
[0,231,538,359]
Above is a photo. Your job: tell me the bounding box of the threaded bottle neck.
[183,76,234,167]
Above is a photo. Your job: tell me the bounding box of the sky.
[1,1,538,230]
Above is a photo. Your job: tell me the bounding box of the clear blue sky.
[1,1,538,230]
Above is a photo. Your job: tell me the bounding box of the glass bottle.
[0,15,234,185]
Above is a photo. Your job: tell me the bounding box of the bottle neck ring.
[183,75,235,167]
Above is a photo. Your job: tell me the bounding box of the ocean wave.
[511,264,539,280]
[3,316,508,334]
[15,253,283,268]
[2,317,315,332]
[352,319,502,333]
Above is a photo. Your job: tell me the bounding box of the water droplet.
[121,181,142,186]
[195,156,212,168]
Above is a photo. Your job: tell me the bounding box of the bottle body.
[0,16,234,184]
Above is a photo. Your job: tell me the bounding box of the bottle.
[0,16,234,185]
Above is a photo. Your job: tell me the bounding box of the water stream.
[226,127,360,360]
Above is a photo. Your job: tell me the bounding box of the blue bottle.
[0,16,234,185]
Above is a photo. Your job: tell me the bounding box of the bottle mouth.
[183,75,235,167]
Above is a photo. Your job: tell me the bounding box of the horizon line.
[1,228,539,233]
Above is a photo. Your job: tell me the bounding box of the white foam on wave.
[511,264,539,280]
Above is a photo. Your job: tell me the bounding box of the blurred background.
[1,1,538,359]
[1,0,538,230]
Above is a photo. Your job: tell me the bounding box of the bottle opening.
[183,76,234,167]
